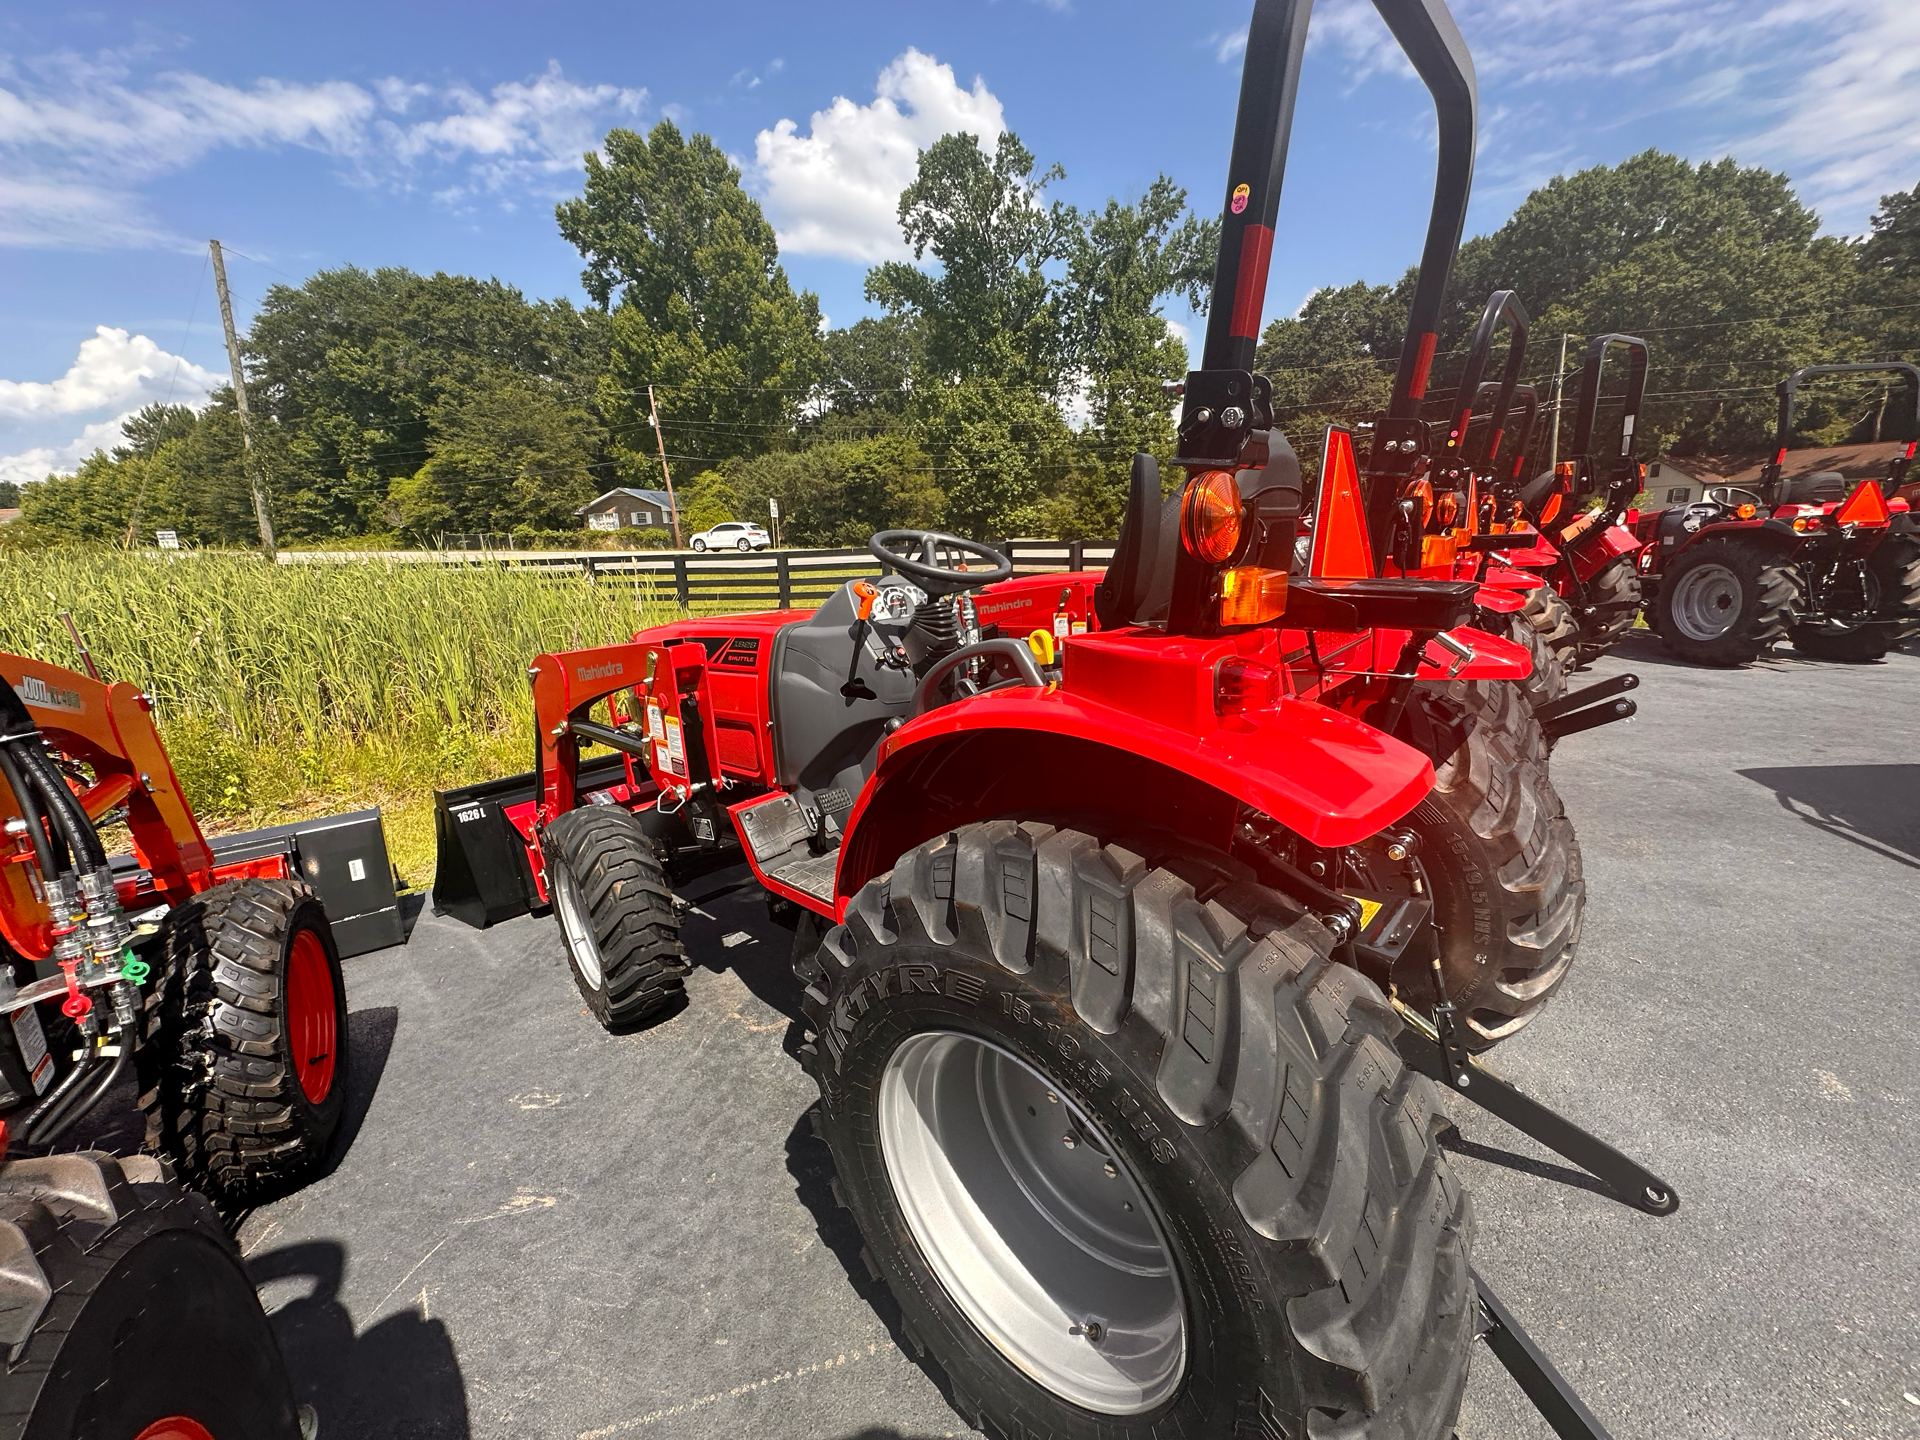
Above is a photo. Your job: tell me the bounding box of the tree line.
[10,131,1917,550]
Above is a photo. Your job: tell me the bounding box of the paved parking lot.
[227,637,1920,1440]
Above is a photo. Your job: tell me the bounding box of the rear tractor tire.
[142,878,349,1205]
[542,805,687,1029]
[1654,538,1797,666]
[796,822,1477,1440]
[0,1152,303,1438]
[1789,535,1920,663]
[1405,674,1585,1049]
[1574,556,1642,662]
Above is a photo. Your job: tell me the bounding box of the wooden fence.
[279,540,1118,613]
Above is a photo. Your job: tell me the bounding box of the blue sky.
[4,0,1917,487]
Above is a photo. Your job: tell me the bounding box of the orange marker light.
[1404,477,1435,526]
[1217,566,1288,627]
[1539,491,1564,525]
[1182,471,1242,563]
[1735,503,1757,519]
[1435,492,1461,527]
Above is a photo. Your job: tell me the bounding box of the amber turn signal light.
[1182,471,1242,563]
[1403,477,1434,526]
[1217,566,1288,627]
[1734,503,1757,519]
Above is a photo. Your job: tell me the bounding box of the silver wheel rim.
[738,539,751,551]
[1669,560,1744,641]
[877,1031,1186,1414]
[551,861,604,990]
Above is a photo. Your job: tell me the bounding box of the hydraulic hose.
[28,1040,128,1147]
[0,743,60,881]
[13,1043,99,1141]
[16,739,105,870]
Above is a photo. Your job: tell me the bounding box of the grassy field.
[0,549,678,884]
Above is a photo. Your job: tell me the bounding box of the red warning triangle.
[1309,427,1376,578]
[1833,478,1890,529]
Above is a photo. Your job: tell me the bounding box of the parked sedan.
[690,521,771,552]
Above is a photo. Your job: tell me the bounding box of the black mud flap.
[209,808,404,958]
[430,754,629,930]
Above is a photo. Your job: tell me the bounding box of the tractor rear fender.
[833,687,1432,912]
[1667,516,1802,567]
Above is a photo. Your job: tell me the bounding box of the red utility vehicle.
[0,642,396,1430]
[437,3,1671,1436]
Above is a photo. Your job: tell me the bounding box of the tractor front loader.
[434,3,1677,1437]
[0,642,403,1432]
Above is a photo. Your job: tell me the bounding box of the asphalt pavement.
[227,635,1920,1440]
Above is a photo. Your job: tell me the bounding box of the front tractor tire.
[1406,675,1585,1050]
[0,1153,302,1438]
[143,878,349,1205]
[542,805,687,1029]
[1654,537,1798,666]
[796,823,1476,1440]
[1505,588,1571,710]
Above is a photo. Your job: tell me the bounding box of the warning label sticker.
[646,703,665,742]
[11,1006,50,1093]
[662,716,686,776]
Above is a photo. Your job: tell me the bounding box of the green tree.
[866,132,1075,396]
[557,121,823,475]
[727,434,942,547]
[0,481,20,508]
[1059,177,1216,531]
[247,266,609,537]
[1255,281,1407,472]
[392,376,602,540]
[814,314,923,434]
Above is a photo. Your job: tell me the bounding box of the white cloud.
[0,326,219,421]
[754,49,1006,263]
[0,411,145,489]
[1223,0,1920,231]
[0,51,645,248]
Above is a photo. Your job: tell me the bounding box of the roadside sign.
[768,498,780,519]
[156,530,179,550]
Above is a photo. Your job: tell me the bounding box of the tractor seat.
[1779,470,1848,505]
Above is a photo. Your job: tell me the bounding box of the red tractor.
[1632,361,1920,664]
[0,645,399,1431]
[437,3,1670,1436]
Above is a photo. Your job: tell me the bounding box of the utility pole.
[1547,331,1574,468]
[210,240,276,559]
[646,384,683,549]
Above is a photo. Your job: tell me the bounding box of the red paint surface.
[1229,225,1275,340]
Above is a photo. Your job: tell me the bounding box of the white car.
[689,521,771,552]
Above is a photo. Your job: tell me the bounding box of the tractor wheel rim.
[135,1420,217,1440]
[286,928,337,1105]
[551,862,604,990]
[1669,561,1744,641]
[878,1030,1186,1415]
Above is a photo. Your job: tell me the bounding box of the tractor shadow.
[251,1239,471,1439]
[1737,763,1920,871]
[784,1111,966,1427]
[1604,630,1796,672]
[314,1005,399,1184]
[676,862,811,1058]
[1436,1125,1620,1202]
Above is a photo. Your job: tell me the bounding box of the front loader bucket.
[430,753,629,929]
[207,808,404,958]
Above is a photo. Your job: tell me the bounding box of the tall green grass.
[0,550,673,878]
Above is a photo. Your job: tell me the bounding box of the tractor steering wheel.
[1702,485,1766,511]
[867,530,1013,595]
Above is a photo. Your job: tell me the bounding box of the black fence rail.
[280,540,1117,613]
